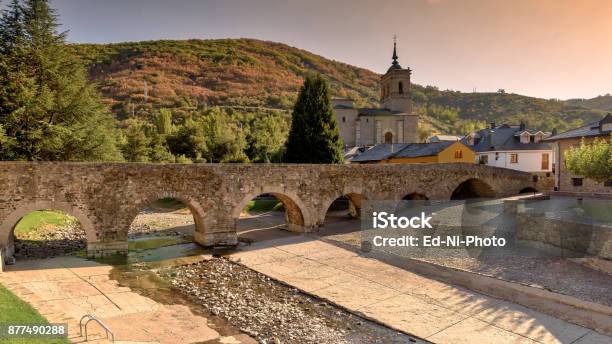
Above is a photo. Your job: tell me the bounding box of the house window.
[534,133,543,143]
[399,81,404,95]
[510,153,518,163]
[520,133,530,144]
[479,155,488,164]
[572,178,583,186]
[604,180,612,187]
[541,153,549,170]
[342,116,346,123]
[454,150,463,159]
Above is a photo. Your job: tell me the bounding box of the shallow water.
[96,239,251,342]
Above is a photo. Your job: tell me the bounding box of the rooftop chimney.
[490,121,496,129]
[519,121,526,131]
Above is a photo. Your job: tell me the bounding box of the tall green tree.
[120,119,152,162]
[200,107,248,163]
[249,115,289,163]
[0,0,122,161]
[0,0,24,54]
[167,117,208,162]
[155,108,175,136]
[284,74,343,163]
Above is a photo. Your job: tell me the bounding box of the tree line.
[0,0,343,164]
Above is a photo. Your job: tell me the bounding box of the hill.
[567,94,612,112]
[70,38,608,134]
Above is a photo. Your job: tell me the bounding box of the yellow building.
[350,141,475,164]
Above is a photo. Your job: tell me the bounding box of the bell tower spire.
[381,35,412,114]
[391,35,400,69]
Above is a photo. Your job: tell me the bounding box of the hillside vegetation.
[71,39,608,135]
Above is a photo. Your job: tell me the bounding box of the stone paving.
[228,236,612,344]
[0,256,255,344]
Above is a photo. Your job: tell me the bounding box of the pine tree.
[155,109,175,136]
[0,0,24,54]
[0,0,122,161]
[284,74,343,163]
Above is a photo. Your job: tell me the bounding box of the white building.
[463,123,553,173]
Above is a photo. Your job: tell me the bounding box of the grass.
[245,199,284,213]
[0,285,70,344]
[13,211,75,236]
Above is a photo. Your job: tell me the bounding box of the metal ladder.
[79,314,115,343]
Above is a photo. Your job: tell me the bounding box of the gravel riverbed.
[14,222,86,260]
[158,258,419,344]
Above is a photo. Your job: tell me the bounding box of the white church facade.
[333,41,418,147]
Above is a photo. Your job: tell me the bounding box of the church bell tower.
[381,38,412,114]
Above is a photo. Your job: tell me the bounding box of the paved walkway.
[0,256,255,344]
[229,235,612,344]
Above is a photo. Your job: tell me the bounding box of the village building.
[349,140,474,164]
[464,123,553,174]
[427,134,462,143]
[544,114,612,194]
[333,41,418,146]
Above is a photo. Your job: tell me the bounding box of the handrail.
[79,314,115,343]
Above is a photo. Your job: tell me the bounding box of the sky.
[43,0,612,99]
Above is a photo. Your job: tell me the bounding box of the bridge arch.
[318,185,367,221]
[126,191,207,236]
[0,201,97,259]
[401,192,429,200]
[450,178,496,200]
[233,187,309,232]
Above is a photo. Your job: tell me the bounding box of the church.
[333,41,418,147]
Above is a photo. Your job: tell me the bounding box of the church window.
[454,150,463,159]
[356,125,361,146]
[376,121,382,143]
[342,116,346,123]
[399,81,404,95]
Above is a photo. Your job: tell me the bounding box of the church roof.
[357,108,402,116]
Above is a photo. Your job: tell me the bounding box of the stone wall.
[516,212,612,259]
[0,162,532,258]
[554,137,612,194]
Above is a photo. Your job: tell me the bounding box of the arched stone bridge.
[0,162,534,258]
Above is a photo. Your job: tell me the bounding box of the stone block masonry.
[0,162,532,259]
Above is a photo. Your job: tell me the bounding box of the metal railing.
[79,314,115,343]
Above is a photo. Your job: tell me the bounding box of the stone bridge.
[0,162,534,259]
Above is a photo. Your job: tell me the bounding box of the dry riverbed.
[157,257,419,344]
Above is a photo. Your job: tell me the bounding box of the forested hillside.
[71,39,608,136]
